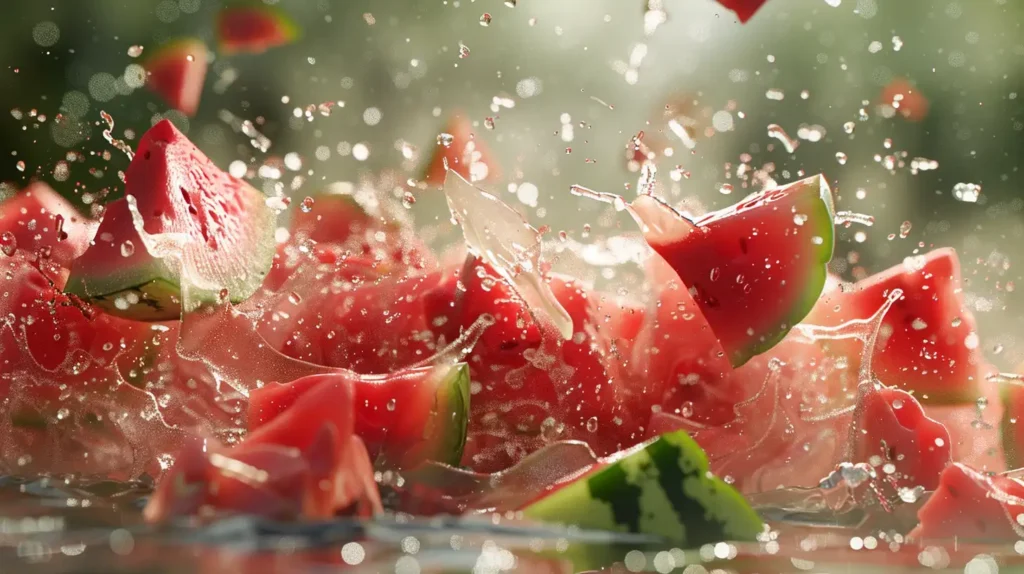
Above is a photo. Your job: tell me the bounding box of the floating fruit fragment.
[522,430,763,546]
[217,4,299,55]
[143,38,208,116]
[808,248,985,403]
[716,0,769,23]
[632,174,835,366]
[248,364,470,469]
[66,120,276,320]
[880,77,929,122]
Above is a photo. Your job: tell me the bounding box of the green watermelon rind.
[522,430,763,547]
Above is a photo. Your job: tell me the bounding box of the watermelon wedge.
[716,0,769,23]
[65,120,276,320]
[217,4,299,55]
[522,430,763,547]
[632,174,835,367]
[0,182,95,284]
[910,463,1024,541]
[248,364,470,469]
[807,248,984,403]
[144,38,208,116]
[423,114,499,187]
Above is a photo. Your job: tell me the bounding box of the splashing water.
[99,111,135,161]
[767,124,799,153]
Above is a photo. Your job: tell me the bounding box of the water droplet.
[479,13,492,26]
[504,0,517,6]
[586,416,599,433]
[899,220,912,238]
[709,267,721,281]
[56,408,70,421]
[977,396,989,410]
[766,124,798,154]
[0,232,16,256]
[300,196,315,213]
[719,183,733,195]
[951,317,962,328]
[15,161,25,172]
[680,401,694,418]
[540,416,565,442]
[402,192,417,208]
[843,121,856,134]
[437,133,454,147]
[835,152,848,165]
[120,240,135,257]
[953,182,981,203]
[458,43,471,59]
[892,398,903,409]
[386,398,397,412]
[127,45,144,58]
[483,117,495,130]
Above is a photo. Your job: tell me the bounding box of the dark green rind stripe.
[437,363,471,466]
[587,457,643,534]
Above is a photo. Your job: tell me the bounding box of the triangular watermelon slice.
[144,38,208,117]
[65,120,276,320]
[217,4,299,55]
[716,0,769,23]
[632,174,835,367]
[422,114,499,187]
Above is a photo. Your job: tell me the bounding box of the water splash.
[99,111,135,161]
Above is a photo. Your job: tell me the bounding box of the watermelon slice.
[423,114,499,187]
[632,174,835,366]
[144,38,208,117]
[248,364,470,469]
[881,77,929,122]
[145,373,381,523]
[0,182,95,284]
[910,463,1024,541]
[522,430,763,547]
[807,248,984,403]
[65,120,276,320]
[716,0,769,22]
[217,4,299,55]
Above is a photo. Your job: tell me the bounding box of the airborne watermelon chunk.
[422,114,499,187]
[716,0,770,23]
[217,4,299,55]
[144,38,208,116]
[522,430,763,547]
[807,248,985,403]
[248,364,470,469]
[632,174,835,367]
[0,182,96,283]
[910,463,1024,541]
[65,120,276,320]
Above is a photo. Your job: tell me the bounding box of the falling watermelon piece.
[910,462,1024,541]
[880,77,929,122]
[248,364,470,469]
[807,248,985,403]
[632,173,835,367]
[522,430,763,547]
[422,114,499,187]
[0,182,96,284]
[217,4,299,55]
[65,120,276,320]
[144,38,208,116]
[716,0,769,23]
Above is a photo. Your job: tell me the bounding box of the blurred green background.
[2,0,1023,367]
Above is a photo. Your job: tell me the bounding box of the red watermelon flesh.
[632,174,835,368]
[716,0,769,22]
[423,114,499,187]
[217,5,299,55]
[0,182,95,284]
[248,364,469,469]
[927,379,1004,474]
[852,385,951,491]
[144,38,208,116]
[806,248,984,403]
[65,119,276,320]
[145,373,380,523]
[910,463,1024,541]
[452,256,638,471]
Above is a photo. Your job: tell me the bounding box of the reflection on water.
[0,476,1021,573]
